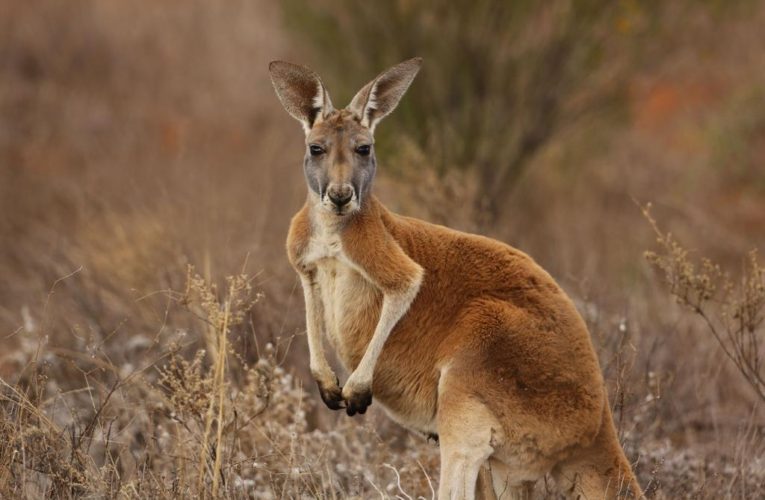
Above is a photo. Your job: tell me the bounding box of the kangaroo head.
[269,58,421,216]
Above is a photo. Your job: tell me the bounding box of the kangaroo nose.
[327,185,353,208]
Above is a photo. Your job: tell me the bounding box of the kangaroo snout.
[326,184,354,209]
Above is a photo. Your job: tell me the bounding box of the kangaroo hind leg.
[437,370,503,500]
[481,458,534,499]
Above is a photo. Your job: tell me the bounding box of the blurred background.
[1,0,764,497]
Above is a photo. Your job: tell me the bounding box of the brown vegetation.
[1,0,764,498]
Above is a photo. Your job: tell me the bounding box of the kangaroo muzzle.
[325,183,356,212]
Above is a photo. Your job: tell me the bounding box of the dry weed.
[644,204,765,403]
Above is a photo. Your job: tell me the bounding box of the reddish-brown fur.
[273,58,643,499]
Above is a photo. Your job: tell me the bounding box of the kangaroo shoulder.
[286,204,312,271]
[341,200,423,293]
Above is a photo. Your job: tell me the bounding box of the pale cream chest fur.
[303,221,380,370]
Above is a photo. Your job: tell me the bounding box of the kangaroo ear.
[348,57,422,133]
[269,61,334,133]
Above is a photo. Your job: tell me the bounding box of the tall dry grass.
[1,0,765,498]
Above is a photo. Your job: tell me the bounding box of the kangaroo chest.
[314,258,380,367]
[304,227,381,370]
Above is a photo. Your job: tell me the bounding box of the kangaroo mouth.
[331,205,354,216]
[322,198,358,216]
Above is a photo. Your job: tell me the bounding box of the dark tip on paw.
[317,379,344,411]
[344,388,372,417]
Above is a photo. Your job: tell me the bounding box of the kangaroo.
[269,58,643,499]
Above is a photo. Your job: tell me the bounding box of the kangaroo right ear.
[348,57,422,134]
[269,61,334,133]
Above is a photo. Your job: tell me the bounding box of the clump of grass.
[177,267,261,496]
[0,375,87,498]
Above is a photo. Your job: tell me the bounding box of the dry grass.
[0,268,441,498]
[1,0,765,498]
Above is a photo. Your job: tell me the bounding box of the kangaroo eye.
[309,144,325,156]
[356,145,371,156]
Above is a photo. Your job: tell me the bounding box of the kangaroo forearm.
[300,275,335,384]
[349,276,422,385]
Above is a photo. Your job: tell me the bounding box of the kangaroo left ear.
[348,57,422,134]
[269,60,334,134]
